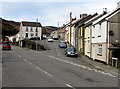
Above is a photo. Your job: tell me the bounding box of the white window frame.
[98,45,102,56]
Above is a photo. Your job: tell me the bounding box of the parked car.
[59,41,67,48]
[53,36,58,40]
[65,47,77,57]
[29,36,40,40]
[47,36,53,42]
[2,43,11,50]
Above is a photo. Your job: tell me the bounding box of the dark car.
[65,47,77,57]
[59,41,67,48]
[2,43,11,50]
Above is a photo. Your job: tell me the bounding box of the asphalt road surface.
[2,40,119,88]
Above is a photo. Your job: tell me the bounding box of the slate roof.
[21,21,42,27]
[93,8,120,25]
[84,13,106,27]
[72,13,98,27]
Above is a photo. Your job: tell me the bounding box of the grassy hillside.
[1,18,20,36]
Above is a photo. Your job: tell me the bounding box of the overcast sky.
[1,0,120,27]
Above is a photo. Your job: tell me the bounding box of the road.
[2,40,119,88]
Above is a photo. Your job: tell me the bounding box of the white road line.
[23,59,53,77]
[17,55,21,58]
[35,66,53,77]
[94,64,118,75]
[56,49,60,56]
[47,55,117,78]
[66,84,75,89]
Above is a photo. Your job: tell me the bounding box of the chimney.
[103,8,107,14]
[80,14,87,18]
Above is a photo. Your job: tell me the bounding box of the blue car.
[59,41,67,48]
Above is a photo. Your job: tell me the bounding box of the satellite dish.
[109,30,114,36]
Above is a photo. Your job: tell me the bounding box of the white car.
[47,37,53,42]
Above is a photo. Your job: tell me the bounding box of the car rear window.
[60,41,66,44]
[4,44,10,46]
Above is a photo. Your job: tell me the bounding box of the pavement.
[78,54,119,77]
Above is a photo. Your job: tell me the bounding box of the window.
[31,27,33,32]
[92,25,95,38]
[98,45,102,56]
[98,23,102,37]
[26,33,28,38]
[31,33,34,37]
[87,40,90,52]
[36,27,38,32]
[36,33,38,36]
[26,27,28,32]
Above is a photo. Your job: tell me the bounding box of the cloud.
[1,1,119,27]
[2,0,120,2]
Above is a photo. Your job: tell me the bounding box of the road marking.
[17,55,21,58]
[47,55,117,78]
[56,48,60,56]
[20,48,117,78]
[23,59,53,77]
[66,84,75,89]
[34,66,53,77]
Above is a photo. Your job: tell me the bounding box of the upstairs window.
[26,27,28,32]
[98,23,102,37]
[36,27,38,32]
[31,27,33,32]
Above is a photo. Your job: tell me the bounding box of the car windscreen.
[67,47,76,51]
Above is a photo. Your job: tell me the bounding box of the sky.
[1,0,120,27]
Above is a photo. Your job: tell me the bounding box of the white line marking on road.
[56,48,60,56]
[23,59,53,77]
[66,84,75,89]
[17,55,21,58]
[35,66,53,77]
[47,55,117,78]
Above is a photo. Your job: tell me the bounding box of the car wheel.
[66,55,69,57]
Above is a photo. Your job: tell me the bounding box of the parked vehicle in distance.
[29,36,40,40]
[2,42,11,50]
[53,36,58,40]
[65,46,77,57]
[59,41,67,48]
[42,34,47,39]
[47,36,53,42]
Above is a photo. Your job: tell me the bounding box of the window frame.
[97,45,102,56]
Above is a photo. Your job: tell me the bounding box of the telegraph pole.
[36,18,38,50]
[57,22,59,40]
[70,12,72,46]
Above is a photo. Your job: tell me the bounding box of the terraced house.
[91,3,120,65]
[61,2,120,67]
